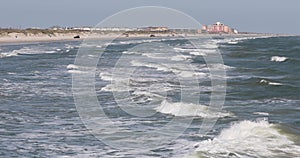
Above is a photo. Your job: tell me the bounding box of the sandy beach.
[0,32,99,44]
[0,29,278,45]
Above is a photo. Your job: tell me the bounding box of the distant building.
[170,28,199,34]
[60,27,136,32]
[202,22,238,34]
[141,27,169,32]
[49,26,66,30]
[93,27,135,31]
[26,27,42,30]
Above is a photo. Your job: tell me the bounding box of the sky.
[0,0,299,34]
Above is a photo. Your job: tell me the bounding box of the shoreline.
[0,31,297,45]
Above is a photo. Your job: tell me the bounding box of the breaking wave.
[259,79,283,86]
[271,56,288,62]
[0,47,61,58]
[0,50,19,58]
[155,100,231,118]
[194,119,300,158]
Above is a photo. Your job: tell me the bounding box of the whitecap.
[253,112,269,116]
[67,64,79,70]
[15,47,57,55]
[259,79,283,86]
[174,47,216,54]
[189,51,206,56]
[67,70,88,74]
[99,72,113,81]
[122,51,139,55]
[132,90,163,99]
[194,119,300,158]
[65,44,75,49]
[201,43,218,49]
[100,83,128,92]
[67,64,93,74]
[174,47,189,52]
[155,100,231,117]
[130,60,207,79]
[227,41,238,44]
[171,55,191,61]
[130,60,170,72]
[268,82,283,86]
[0,50,19,58]
[271,56,288,62]
[176,71,207,78]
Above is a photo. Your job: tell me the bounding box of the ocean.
[0,36,299,157]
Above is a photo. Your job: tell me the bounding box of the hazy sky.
[1,0,299,34]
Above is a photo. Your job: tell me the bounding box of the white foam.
[106,38,167,46]
[176,71,207,78]
[100,83,128,92]
[207,63,234,70]
[130,60,170,72]
[99,69,136,82]
[155,100,231,117]
[129,77,160,83]
[67,70,88,74]
[99,72,113,81]
[260,79,283,86]
[80,43,104,48]
[227,41,238,44]
[189,51,206,56]
[253,112,269,116]
[201,43,218,49]
[130,60,208,79]
[195,119,300,158]
[132,90,163,99]
[268,82,283,86]
[122,51,139,55]
[67,64,79,70]
[65,44,76,49]
[174,47,190,52]
[67,64,94,74]
[1,47,59,58]
[0,50,19,58]
[174,48,216,54]
[271,56,288,62]
[17,47,56,54]
[171,55,191,61]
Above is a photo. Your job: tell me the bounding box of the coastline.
[0,30,295,45]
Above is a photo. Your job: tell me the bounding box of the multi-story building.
[202,22,238,34]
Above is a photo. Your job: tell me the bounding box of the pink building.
[202,22,237,34]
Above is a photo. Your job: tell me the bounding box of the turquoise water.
[0,36,299,157]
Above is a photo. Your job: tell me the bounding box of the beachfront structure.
[49,26,136,32]
[170,28,200,34]
[92,27,135,31]
[65,27,169,32]
[140,27,169,32]
[71,27,135,31]
[202,22,238,34]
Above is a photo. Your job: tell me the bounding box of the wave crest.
[271,56,288,62]
[155,100,231,118]
[194,119,300,158]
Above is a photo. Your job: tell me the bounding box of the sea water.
[0,36,299,157]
